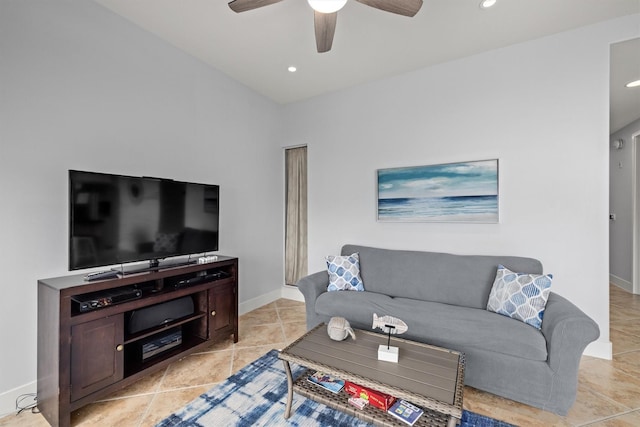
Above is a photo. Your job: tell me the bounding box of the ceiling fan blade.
[314,11,337,53]
[355,0,423,17]
[228,0,284,13]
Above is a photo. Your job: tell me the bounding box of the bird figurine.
[372,313,408,334]
[327,317,356,341]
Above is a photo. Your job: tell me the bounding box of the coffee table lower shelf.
[293,368,452,427]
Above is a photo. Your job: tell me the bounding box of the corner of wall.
[584,339,613,360]
[281,285,304,302]
[0,381,36,419]
[610,275,633,292]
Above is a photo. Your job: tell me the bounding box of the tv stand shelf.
[37,257,238,427]
[124,311,207,343]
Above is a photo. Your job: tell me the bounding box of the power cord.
[15,393,39,415]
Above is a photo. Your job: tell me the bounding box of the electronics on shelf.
[198,255,218,264]
[71,286,142,313]
[83,270,120,281]
[127,296,195,335]
[167,268,231,289]
[140,327,182,361]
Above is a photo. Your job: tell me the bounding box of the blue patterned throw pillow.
[326,253,365,292]
[486,264,552,330]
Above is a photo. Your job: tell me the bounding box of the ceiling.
[93,0,640,130]
[611,37,640,133]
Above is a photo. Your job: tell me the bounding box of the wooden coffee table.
[279,324,465,427]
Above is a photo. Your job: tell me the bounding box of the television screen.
[69,170,219,271]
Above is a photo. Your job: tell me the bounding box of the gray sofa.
[297,244,600,415]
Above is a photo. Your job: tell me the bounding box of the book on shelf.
[348,396,368,410]
[307,371,345,394]
[344,381,396,411]
[387,399,424,426]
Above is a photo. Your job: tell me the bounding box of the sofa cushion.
[326,253,365,291]
[487,265,552,329]
[341,244,543,309]
[315,290,548,361]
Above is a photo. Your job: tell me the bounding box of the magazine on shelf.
[307,371,345,394]
[387,399,424,426]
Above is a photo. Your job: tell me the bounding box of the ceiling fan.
[228,0,423,53]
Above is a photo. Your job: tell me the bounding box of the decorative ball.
[327,317,356,341]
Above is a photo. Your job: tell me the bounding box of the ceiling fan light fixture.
[307,0,347,14]
[480,0,497,9]
[625,79,640,88]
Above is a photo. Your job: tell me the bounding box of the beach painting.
[377,159,499,223]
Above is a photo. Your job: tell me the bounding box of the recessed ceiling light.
[626,79,640,88]
[288,66,297,73]
[480,0,497,9]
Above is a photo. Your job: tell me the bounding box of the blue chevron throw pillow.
[326,253,365,292]
[486,264,552,329]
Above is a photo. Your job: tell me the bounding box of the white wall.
[282,14,640,361]
[0,0,283,414]
[609,117,640,290]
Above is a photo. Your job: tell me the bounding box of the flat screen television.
[69,170,219,272]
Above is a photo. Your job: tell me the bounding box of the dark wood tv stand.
[37,257,238,427]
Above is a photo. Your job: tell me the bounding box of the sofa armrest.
[541,292,600,372]
[295,270,329,330]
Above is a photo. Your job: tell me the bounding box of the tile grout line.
[97,383,220,404]
[579,384,635,419]
[136,365,170,427]
[612,348,640,357]
[575,408,640,427]
[137,391,157,427]
[96,364,169,403]
[275,300,289,343]
[230,341,236,378]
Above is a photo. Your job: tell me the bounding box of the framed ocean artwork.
[377,159,499,223]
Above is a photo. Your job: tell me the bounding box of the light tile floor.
[2,285,639,427]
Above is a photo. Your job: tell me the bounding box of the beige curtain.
[285,146,308,285]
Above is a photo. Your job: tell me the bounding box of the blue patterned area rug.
[156,349,515,427]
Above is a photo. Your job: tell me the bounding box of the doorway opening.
[610,37,640,296]
[633,133,640,294]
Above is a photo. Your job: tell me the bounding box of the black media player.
[71,286,142,313]
[141,328,182,360]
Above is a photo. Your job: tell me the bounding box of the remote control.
[83,270,120,281]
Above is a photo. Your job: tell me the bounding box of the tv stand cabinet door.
[70,314,124,402]
[209,282,235,336]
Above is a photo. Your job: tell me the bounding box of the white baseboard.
[281,285,304,302]
[0,381,36,419]
[238,285,304,316]
[584,339,613,360]
[610,274,632,293]
[238,288,283,316]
